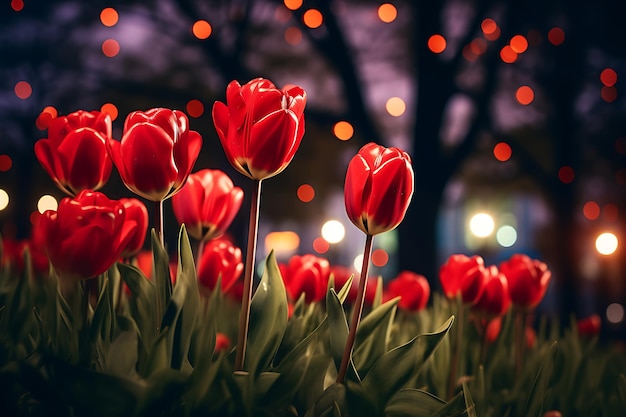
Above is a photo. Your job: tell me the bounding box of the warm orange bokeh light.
[548,27,565,45]
[603,203,618,222]
[333,121,354,141]
[470,38,487,55]
[284,0,303,11]
[600,68,618,87]
[463,45,477,62]
[42,105,58,118]
[36,106,58,130]
[192,20,212,39]
[303,9,323,28]
[428,34,446,53]
[386,97,406,116]
[583,201,600,221]
[100,103,119,121]
[558,166,575,184]
[186,99,204,118]
[11,0,24,12]
[100,8,119,27]
[297,184,315,202]
[493,142,512,161]
[510,35,528,53]
[0,155,12,172]
[481,18,497,34]
[371,249,389,267]
[313,237,329,254]
[14,81,32,99]
[285,27,302,45]
[515,86,534,105]
[102,39,120,57]
[500,45,518,63]
[378,3,397,23]
[484,26,501,41]
[601,86,617,102]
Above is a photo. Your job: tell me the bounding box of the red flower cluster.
[279,254,331,303]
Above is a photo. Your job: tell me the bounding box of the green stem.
[195,239,205,275]
[448,295,464,399]
[337,234,374,384]
[515,309,525,376]
[234,179,262,371]
[154,200,164,247]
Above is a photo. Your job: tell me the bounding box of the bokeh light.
[333,121,354,141]
[493,142,512,161]
[11,0,24,12]
[548,27,565,45]
[0,189,9,211]
[303,9,323,28]
[601,86,617,103]
[595,232,618,255]
[313,237,329,254]
[102,39,120,57]
[496,225,517,247]
[427,34,446,53]
[0,155,13,172]
[515,86,534,105]
[297,184,315,202]
[100,103,119,121]
[481,18,497,35]
[186,99,204,118]
[470,38,487,55]
[37,195,58,214]
[377,3,397,23]
[14,81,32,99]
[558,166,575,183]
[385,97,406,116]
[285,27,302,45]
[510,35,528,53]
[192,20,212,39]
[100,8,119,27]
[353,254,364,273]
[371,249,389,267]
[321,220,345,244]
[500,45,518,63]
[606,303,624,324]
[583,201,600,220]
[264,231,300,255]
[469,213,494,237]
[600,68,618,87]
[283,0,303,11]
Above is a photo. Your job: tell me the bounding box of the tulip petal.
[247,109,299,178]
[57,129,111,193]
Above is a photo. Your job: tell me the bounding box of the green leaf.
[118,263,156,349]
[336,274,354,305]
[462,381,477,417]
[90,275,113,344]
[326,288,360,383]
[385,389,447,417]
[362,316,454,412]
[151,229,171,333]
[304,383,347,417]
[523,341,558,417]
[353,297,399,375]
[245,251,289,376]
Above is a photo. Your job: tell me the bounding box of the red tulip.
[108,108,202,201]
[172,169,244,241]
[119,198,149,257]
[472,265,511,318]
[279,254,330,303]
[384,271,430,312]
[197,239,244,293]
[499,254,551,310]
[485,316,503,343]
[34,110,112,196]
[344,143,414,236]
[215,333,231,354]
[39,190,137,280]
[577,314,601,337]
[212,78,307,180]
[439,254,488,305]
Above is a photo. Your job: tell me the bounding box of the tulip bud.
[344,142,414,236]
[279,254,330,303]
[212,78,307,180]
[577,314,601,337]
[472,265,512,318]
[35,110,113,196]
[172,169,244,241]
[439,254,488,305]
[108,108,202,201]
[384,271,430,312]
[119,198,149,258]
[197,239,244,293]
[499,254,551,310]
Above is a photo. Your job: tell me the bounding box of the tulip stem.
[448,295,464,399]
[514,309,525,376]
[195,239,205,273]
[337,233,373,384]
[234,179,262,371]
[154,200,164,247]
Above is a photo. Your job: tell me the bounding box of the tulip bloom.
[344,143,414,236]
[108,108,202,201]
[279,254,331,303]
[34,110,113,196]
[499,254,551,310]
[384,271,430,312]
[577,314,601,337]
[212,78,307,180]
[119,198,149,257]
[39,190,136,280]
[197,239,244,293]
[172,169,244,241]
[472,265,511,318]
[439,254,488,305]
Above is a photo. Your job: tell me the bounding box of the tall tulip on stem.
[213,78,307,371]
[338,142,414,384]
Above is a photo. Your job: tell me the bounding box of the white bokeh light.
[0,189,8,211]
[321,220,346,244]
[595,232,618,255]
[496,225,517,247]
[353,254,364,273]
[469,213,495,237]
[37,195,58,213]
[606,303,624,324]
